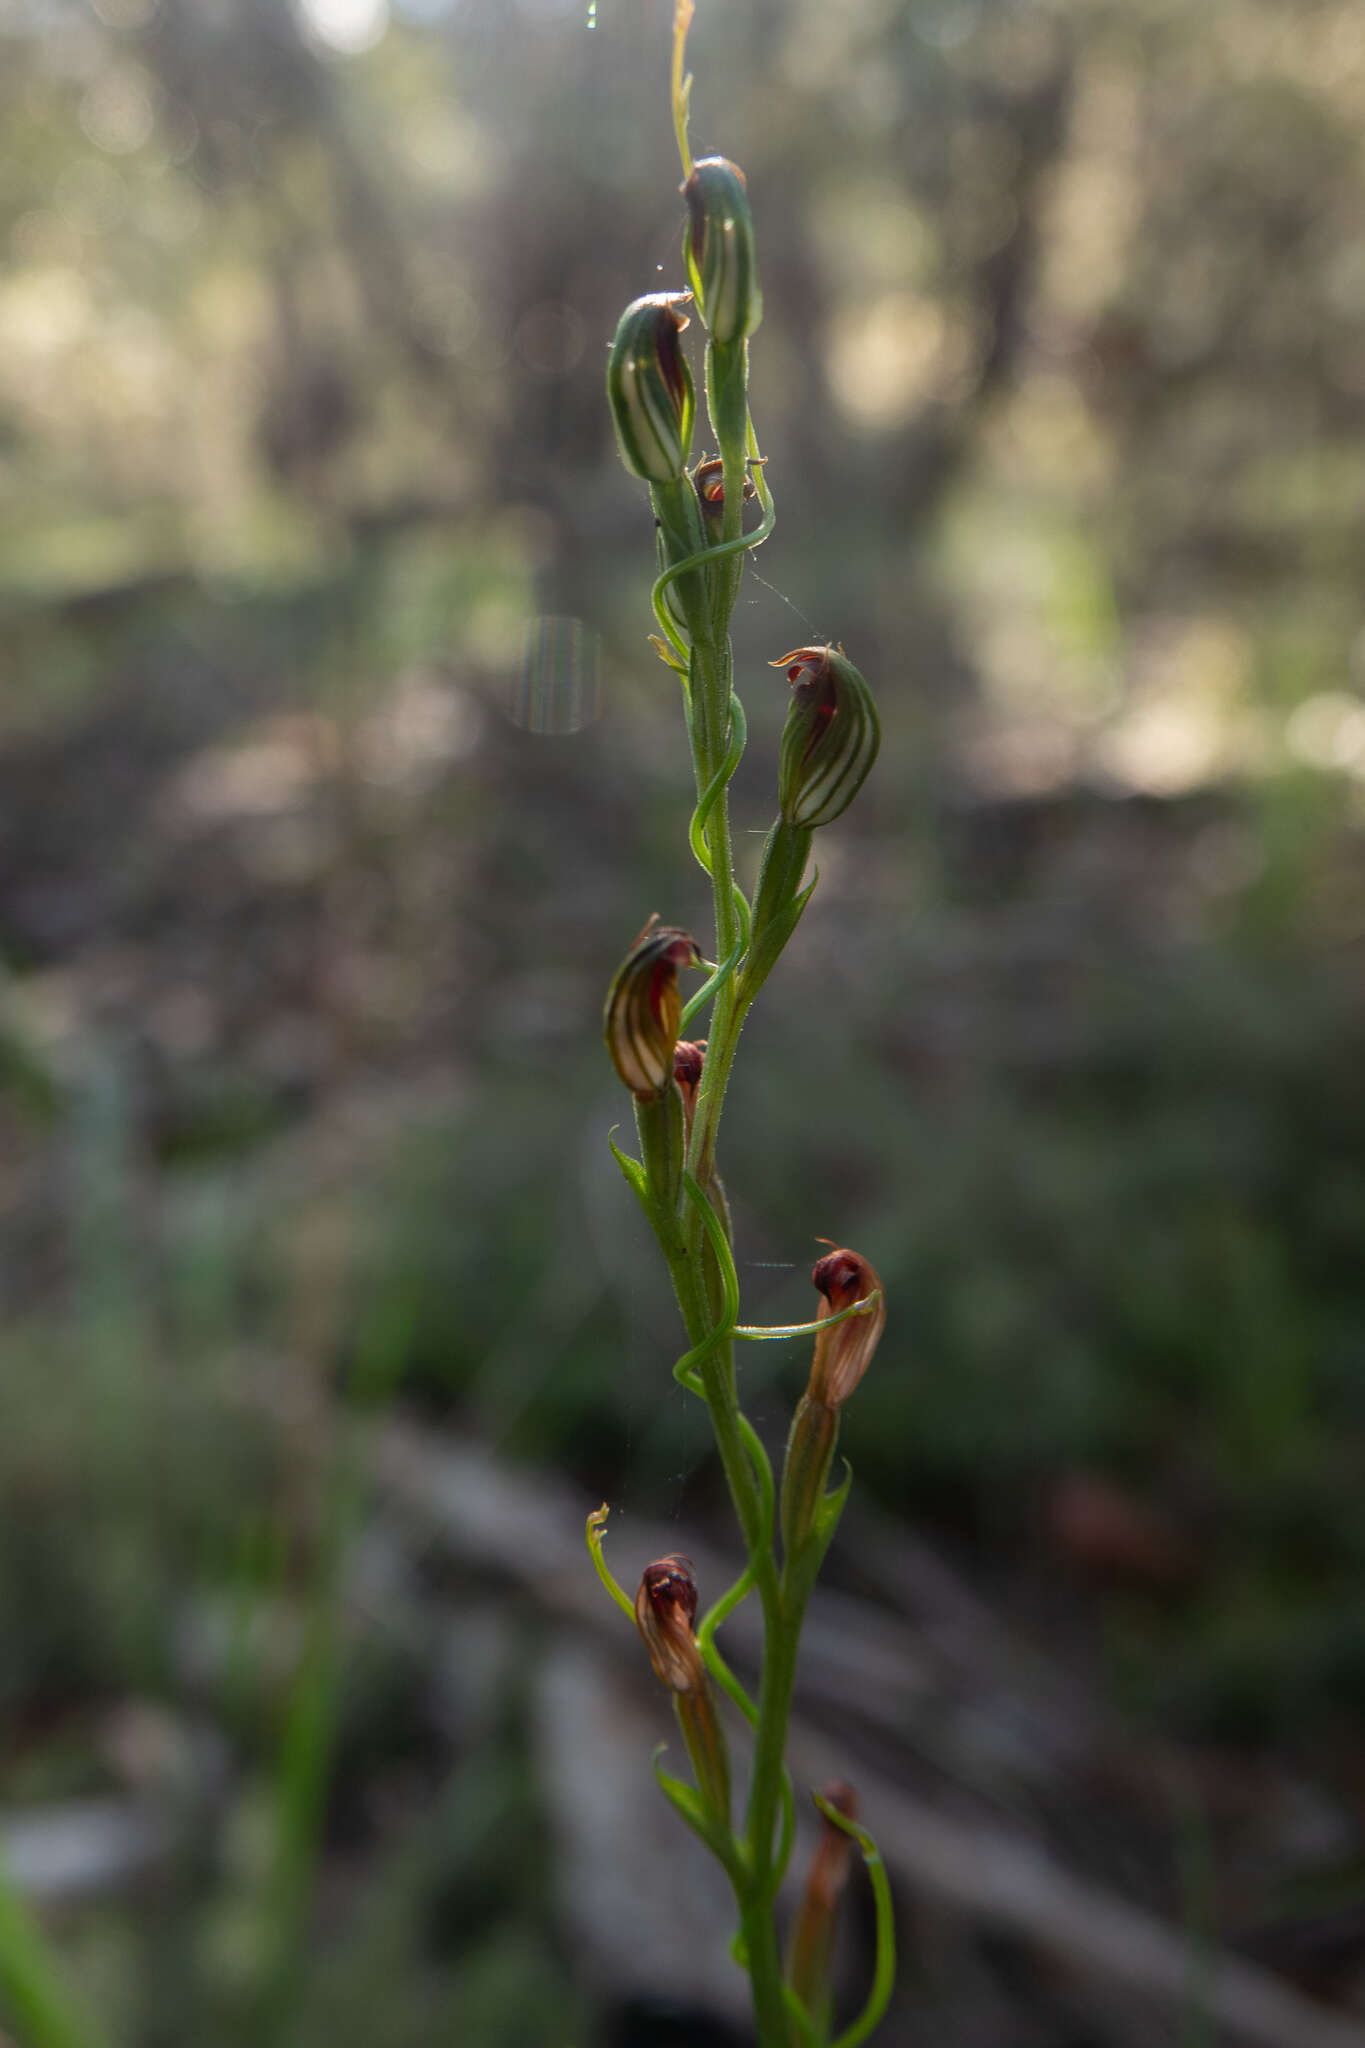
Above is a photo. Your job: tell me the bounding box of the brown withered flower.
[787,1781,860,2022]
[603,918,703,1100]
[808,1247,885,1410]
[635,1555,705,1695]
[806,1780,858,1909]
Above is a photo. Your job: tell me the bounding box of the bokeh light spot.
[513,301,587,375]
[79,67,158,156]
[1286,692,1365,775]
[509,616,602,734]
[296,0,390,55]
[91,0,160,25]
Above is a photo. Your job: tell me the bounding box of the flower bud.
[673,1038,706,1129]
[604,919,702,1100]
[682,156,763,345]
[606,293,696,485]
[782,1252,883,1569]
[636,1555,731,1827]
[635,1554,704,1694]
[692,455,756,535]
[772,644,881,829]
[808,1247,885,1409]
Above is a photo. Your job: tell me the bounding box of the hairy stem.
[685,627,744,1195]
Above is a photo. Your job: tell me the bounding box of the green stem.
[683,694,746,1164]
[706,338,750,630]
[652,1190,791,2046]
[684,631,744,1195]
[679,468,798,2048]
[733,1574,805,2046]
[0,1863,107,2048]
[747,1583,804,1902]
[651,474,711,652]
[667,1218,764,1557]
[681,754,798,2048]
[638,331,816,2048]
[740,1892,792,2048]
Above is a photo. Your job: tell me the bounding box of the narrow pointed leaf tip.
[607,293,696,485]
[586,1503,636,1620]
[604,919,703,1099]
[683,156,763,343]
[772,644,881,829]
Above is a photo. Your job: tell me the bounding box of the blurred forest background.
[2,0,1364,2043]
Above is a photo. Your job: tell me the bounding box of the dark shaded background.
[2,0,1364,2042]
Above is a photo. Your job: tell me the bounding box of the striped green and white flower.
[683,156,763,345]
[773,645,881,829]
[603,917,702,1099]
[606,293,696,485]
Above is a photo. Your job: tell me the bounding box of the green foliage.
[2,0,1365,2038]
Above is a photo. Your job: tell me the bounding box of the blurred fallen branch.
[0,1801,170,1908]
[366,1415,1365,2048]
[788,1743,1365,2048]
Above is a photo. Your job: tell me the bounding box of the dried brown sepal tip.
[635,1554,705,1694]
[604,918,703,1100]
[808,1247,885,1409]
[773,644,881,830]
